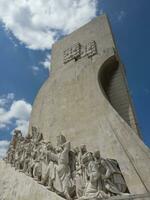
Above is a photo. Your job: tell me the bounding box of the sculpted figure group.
[5,127,129,200]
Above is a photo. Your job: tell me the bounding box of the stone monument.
[29,14,150,194]
[1,14,150,200]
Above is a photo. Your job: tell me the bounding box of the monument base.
[0,160,64,200]
[109,194,150,200]
[0,160,150,200]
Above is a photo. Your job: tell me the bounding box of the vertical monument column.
[29,15,150,194]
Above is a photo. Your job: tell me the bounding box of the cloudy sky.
[0,0,150,158]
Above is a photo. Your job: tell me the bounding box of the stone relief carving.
[64,41,97,64]
[4,127,129,200]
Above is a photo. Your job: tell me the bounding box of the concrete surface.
[0,160,64,200]
[27,15,150,194]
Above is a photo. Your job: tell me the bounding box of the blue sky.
[0,0,150,157]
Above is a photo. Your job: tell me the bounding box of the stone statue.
[39,142,56,188]
[31,126,43,143]
[56,134,67,146]
[101,158,128,195]
[10,129,22,149]
[53,139,74,200]
[79,152,109,200]
[75,145,88,199]
[33,159,42,181]
[5,129,129,200]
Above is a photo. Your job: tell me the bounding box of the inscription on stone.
[64,40,97,63]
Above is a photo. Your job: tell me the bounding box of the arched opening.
[99,56,119,100]
[98,56,139,136]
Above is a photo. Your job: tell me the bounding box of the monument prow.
[28,15,150,195]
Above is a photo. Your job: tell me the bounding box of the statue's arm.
[63,141,70,153]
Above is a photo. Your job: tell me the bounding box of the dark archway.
[98,56,140,136]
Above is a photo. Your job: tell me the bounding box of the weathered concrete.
[0,160,64,200]
[28,15,150,195]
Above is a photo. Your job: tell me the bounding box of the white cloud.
[0,100,32,124]
[32,54,51,73]
[7,93,15,100]
[0,0,97,50]
[0,99,6,107]
[32,66,40,75]
[0,140,9,160]
[40,54,51,70]
[0,94,32,136]
[0,140,9,146]
[32,66,39,72]
[117,10,126,22]
[0,93,15,107]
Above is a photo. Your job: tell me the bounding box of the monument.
[1,15,150,200]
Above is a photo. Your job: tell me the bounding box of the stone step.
[108,193,150,200]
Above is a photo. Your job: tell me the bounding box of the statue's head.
[47,142,53,151]
[55,146,63,153]
[93,150,101,160]
[80,144,87,154]
[82,152,93,167]
[56,134,66,146]
[14,129,22,137]
[73,146,79,155]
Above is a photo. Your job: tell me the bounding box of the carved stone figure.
[101,159,128,195]
[56,134,67,146]
[54,141,74,200]
[10,129,22,149]
[39,142,56,188]
[5,129,129,200]
[31,126,43,143]
[79,152,108,200]
[33,159,42,181]
[75,145,88,199]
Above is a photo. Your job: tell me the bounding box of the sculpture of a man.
[75,145,88,199]
[53,141,74,200]
[79,152,109,200]
[101,159,128,196]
